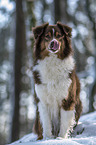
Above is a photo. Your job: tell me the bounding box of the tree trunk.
[54,0,61,23]
[27,0,36,100]
[10,0,26,142]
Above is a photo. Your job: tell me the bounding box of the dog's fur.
[32,22,82,139]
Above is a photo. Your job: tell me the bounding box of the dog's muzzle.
[48,39,60,53]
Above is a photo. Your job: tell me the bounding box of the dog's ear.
[32,23,49,39]
[57,22,72,37]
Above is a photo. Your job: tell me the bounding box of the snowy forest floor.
[9,111,96,145]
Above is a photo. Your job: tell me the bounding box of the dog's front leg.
[38,102,52,139]
[59,108,75,138]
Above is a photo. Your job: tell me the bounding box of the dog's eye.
[56,33,62,38]
[45,34,50,40]
[45,32,51,40]
[45,35,50,39]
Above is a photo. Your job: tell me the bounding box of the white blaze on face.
[48,28,60,53]
[52,28,55,38]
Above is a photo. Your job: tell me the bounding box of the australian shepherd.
[32,22,82,139]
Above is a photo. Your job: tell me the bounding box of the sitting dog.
[32,22,82,139]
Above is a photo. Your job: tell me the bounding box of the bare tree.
[10,0,26,142]
[54,0,61,23]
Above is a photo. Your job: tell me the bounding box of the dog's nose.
[50,41,54,49]
[50,40,59,50]
[48,39,60,53]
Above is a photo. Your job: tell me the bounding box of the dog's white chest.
[33,54,75,105]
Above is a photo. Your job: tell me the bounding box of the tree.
[10,0,26,142]
[54,0,61,23]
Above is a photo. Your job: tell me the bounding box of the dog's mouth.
[48,39,60,53]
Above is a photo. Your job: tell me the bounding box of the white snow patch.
[8,111,96,145]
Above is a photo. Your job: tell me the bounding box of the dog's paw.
[43,135,54,140]
[37,135,43,140]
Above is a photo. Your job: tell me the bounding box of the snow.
[8,111,96,145]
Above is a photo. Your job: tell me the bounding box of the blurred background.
[0,0,96,144]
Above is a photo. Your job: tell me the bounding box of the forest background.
[0,0,96,145]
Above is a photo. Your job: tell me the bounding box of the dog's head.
[33,22,73,61]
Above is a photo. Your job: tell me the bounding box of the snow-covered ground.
[9,111,96,145]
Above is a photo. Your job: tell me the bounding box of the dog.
[32,22,82,139]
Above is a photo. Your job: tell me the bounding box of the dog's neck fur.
[33,54,75,84]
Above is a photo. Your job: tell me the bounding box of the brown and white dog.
[32,22,82,139]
